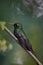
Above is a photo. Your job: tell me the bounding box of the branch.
[4,26,42,65]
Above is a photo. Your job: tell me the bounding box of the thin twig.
[4,26,42,65]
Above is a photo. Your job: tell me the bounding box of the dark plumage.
[13,23,34,53]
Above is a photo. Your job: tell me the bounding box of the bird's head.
[13,23,23,31]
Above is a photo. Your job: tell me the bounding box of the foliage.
[0,0,43,65]
[0,22,13,53]
[0,22,6,30]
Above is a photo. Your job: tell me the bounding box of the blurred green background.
[0,0,43,65]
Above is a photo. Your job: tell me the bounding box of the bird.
[13,23,34,53]
[13,23,39,65]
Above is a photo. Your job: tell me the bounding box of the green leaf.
[0,21,6,30]
[0,21,6,26]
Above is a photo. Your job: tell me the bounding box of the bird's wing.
[17,32,33,52]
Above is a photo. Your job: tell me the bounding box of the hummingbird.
[13,23,34,53]
[13,23,39,65]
